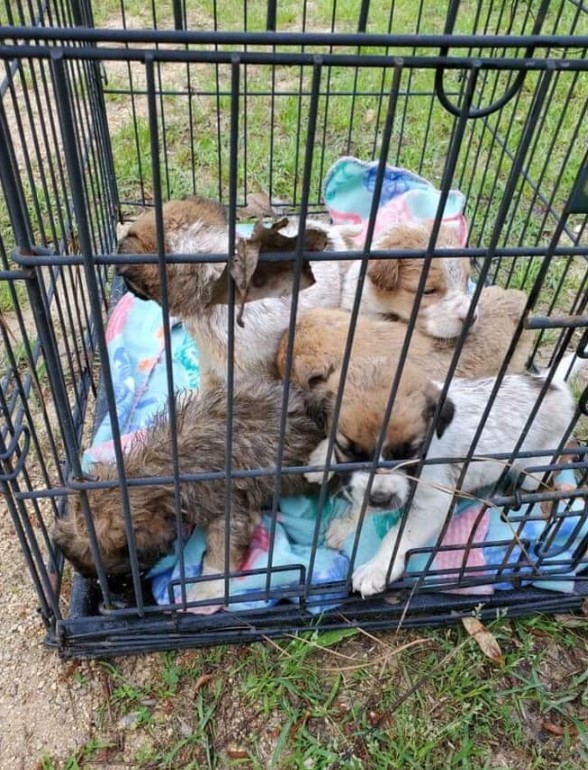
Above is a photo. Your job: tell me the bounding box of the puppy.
[117,197,354,386]
[306,354,583,596]
[341,222,478,339]
[52,380,323,603]
[276,290,532,387]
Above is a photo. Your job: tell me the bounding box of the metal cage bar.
[0,0,587,657]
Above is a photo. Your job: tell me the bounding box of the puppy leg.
[325,503,372,550]
[352,498,447,597]
[305,439,335,484]
[191,512,260,607]
[325,508,360,550]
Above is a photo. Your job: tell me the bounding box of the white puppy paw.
[305,440,334,485]
[325,515,356,550]
[304,469,327,484]
[352,556,404,597]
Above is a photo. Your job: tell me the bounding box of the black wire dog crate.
[1,0,588,658]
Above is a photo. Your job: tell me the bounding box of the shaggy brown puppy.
[52,380,323,602]
[276,287,532,388]
[341,222,478,339]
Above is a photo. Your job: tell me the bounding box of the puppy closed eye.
[335,437,372,463]
[251,273,267,288]
[422,287,438,296]
[383,441,423,462]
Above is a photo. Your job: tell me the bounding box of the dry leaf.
[226,743,249,759]
[541,720,579,737]
[462,616,505,666]
[209,217,322,325]
[554,614,588,628]
[192,673,212,694]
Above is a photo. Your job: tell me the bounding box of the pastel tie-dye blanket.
[323,155,469,247]
[83,165,586,613]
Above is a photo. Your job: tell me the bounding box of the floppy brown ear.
[290,356,336,391]
[52,518,95,575]
[367,258,399,291]
[116,262,161,302]
[116,222,164,302]
[425,383,455,439]
[52,517,75,551]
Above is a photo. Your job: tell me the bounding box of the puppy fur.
[308,354,581,596]
[276,291,532,389]
[341,222,478,339]
[117,197,354,386]
[52,380,323,603]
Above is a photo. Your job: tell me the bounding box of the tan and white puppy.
[117,197,354,387]
[276,288,532,387]
[305,354,583,596]
[341,222,478,339]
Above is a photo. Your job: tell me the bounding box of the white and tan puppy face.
[345,223,478,339]
[419,255,476,339]
[306,357,455,509]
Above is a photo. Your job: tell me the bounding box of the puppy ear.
[52,518,75,550]
[287,356,336,391]
[116,261,160,303]
[52,518,94,575]
[367,258,399,291]
[425,384,455,439]
[436,397,455,438]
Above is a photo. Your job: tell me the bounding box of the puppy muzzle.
[368,491,402,509]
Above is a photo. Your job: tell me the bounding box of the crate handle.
[434,0,552,119]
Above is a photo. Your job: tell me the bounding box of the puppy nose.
[368,491,395,508]
[458,303,478,327]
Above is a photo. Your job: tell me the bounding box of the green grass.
[38,617,588,769]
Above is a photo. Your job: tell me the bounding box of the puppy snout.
[457,300,478,328]
[368,490,397,508]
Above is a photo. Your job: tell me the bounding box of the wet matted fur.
[52,380,324,602]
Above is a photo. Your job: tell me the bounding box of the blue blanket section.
[147,472,587,611]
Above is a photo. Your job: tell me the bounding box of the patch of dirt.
[0,504,93,767]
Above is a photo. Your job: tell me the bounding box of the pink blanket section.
[329,188,469,249]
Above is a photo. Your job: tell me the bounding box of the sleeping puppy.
[276,289,532,387]
[341,222,478,339]
[117,197,354,387]
[305,354,584,596]
[52,379,323,604]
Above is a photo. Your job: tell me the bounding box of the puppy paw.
[304,469,327,484]
[352,557,404,597]
[187,576,227,613]
[325,516,356,550]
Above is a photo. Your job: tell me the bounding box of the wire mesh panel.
[0,0,587,657]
